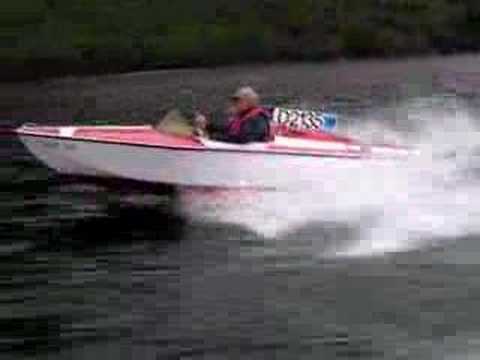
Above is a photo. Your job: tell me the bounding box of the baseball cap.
[231,87,259,103]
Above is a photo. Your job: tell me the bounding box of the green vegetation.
[1,0,480,79]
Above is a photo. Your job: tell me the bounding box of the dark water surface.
[2,55,480,359]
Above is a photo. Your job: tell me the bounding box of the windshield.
[156,110,195,136]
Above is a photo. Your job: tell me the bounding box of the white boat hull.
[16,124,414,189]
[19,135,382,189]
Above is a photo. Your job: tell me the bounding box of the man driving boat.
[195,87,272,144]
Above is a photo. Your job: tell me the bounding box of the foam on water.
[342,96,480,256]
[177,96,480,258]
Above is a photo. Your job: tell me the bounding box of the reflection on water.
[3,57,480,358]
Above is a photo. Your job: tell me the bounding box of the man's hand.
[193,113,208,137]
[194,114,207,129]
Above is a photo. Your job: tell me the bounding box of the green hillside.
[1,0,480,79]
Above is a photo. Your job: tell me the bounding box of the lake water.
[2,54,480,359]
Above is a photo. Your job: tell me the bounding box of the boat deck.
[15,124,411,158]
[18,125,203,148]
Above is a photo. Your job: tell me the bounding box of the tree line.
[1,0,479,79]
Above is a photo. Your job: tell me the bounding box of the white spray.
[178,96,480,258]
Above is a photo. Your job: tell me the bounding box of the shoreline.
[2,51,480,84]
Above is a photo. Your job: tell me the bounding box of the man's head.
[230,87,259,114]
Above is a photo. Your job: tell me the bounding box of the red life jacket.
[226,106,271,138]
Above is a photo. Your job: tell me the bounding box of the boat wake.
[177,96,480,258]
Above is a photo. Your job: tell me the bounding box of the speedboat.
[11,109,414,189]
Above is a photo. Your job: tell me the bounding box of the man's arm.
[206,115,270,144]
[234,115,270,144]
